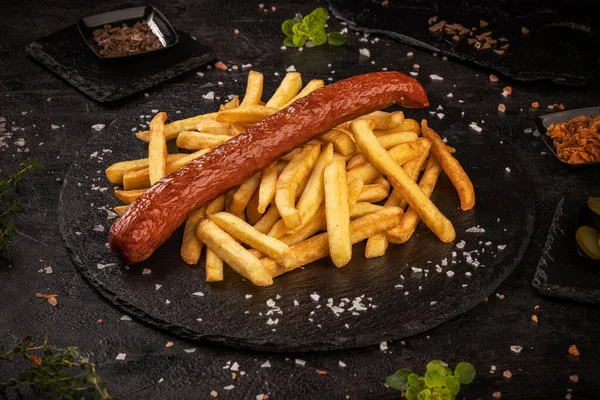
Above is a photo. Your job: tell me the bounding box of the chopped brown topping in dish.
[91,21,161,58]
[547,112,600,164]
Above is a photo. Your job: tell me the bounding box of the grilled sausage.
[110,71,429,264]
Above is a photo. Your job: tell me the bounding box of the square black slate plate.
[532,197,600,305]
[534,106,600,168]
[26,24,213,102]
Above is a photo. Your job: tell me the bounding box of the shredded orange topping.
[546,113,600,164]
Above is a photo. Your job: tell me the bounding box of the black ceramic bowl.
[534,106,600,168]
[575,201,600,263]
[77,6,178,61]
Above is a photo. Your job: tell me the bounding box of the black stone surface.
[2,0,600,398]
[26,24,213,102]
[533,198,600,304]
[59,121,534,352]
[326,0,599,86]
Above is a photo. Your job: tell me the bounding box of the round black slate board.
[59,125,534,352]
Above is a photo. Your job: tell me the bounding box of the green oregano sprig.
[0,335,117,399]
[386,360,476,400]
[281,7,348,48]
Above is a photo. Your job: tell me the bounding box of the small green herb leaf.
[440,387,455,400]
[408,373,422,386]
[426,360,444,373]
[444,375,460,395]
[283,36,297,47]
[424,369,445,388]
[312,29,328,46]
[406,385,421,400]
[282,20,296,37]
[327,32,348,46]
[386,368,412,391]
[292,34,308,48]
[309,7,328,29]
[454,362,476,385]
[417,388,432,400]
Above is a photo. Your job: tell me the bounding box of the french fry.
[375,176,391,191]
[196,219,272,286]
[263,207,404,277]
[347,178,364,206]
[378,132,419,149]
[350,202,383,218]
[206,195,225,216]
[374,118,420,136]
[181,207,205,265]
[114,205,128,215]
[106,154,187,185]
[388,157,443,244]
[421,120,475,211]
[258,163,278,214]
[196,118,232,135]
[357,183,389,203]
[281,79,325,108]
[266,72,302,109]
[279,206,326,246]
[136,113,217,142]
[246,189,262,225]
[280,148,302,161]
[148,112,168,185]
[253,205,280,233]
[365,233,388,259]
[241,70,264,106]
[123,150,210,190]
[219,95,240,111]
[114,189,146,204]
[215,105,278,124]
[205,248,224,282]
[267,219,288,239]
[346,163,382,185]
[346,141,418,184]
[347,154,368,170]
[210,212,297,270]
[295,143,333,227]
[320,129,356,156]
[355,111,404,129]
[230,172,262,215]
[176,131,231,150]
[324,157,351,267]
[351,119,455,243]
[275,143,321,229]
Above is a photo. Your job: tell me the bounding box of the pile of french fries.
[105,71,475,286]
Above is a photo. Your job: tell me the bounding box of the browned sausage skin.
[110,72,429,264]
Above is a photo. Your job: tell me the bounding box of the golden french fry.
[123,150,210,190]
[219,95,240,111]
[280,148,302,161]
[266,72,302,109]
[346,163,382,185]
[295,143,334,227]
[241,70,264,106]
[114,205,128,215]
[385,138,431,209]
[347,178,364,206]
[206,195,225,215]
[279,206,326,246]
[210,212,297,270]
[365,232,388,259]
[346,141,418,184]
[196,118,232,135]
[347,154,368,170]
[388,157,443,244]
[205,248,224,282]
[267,219,288,239]
[320,129,356,156]
[254,205,280,234]
[357,183,389,203]
[228,124,247,136]
[275,143,321,229]
[350,202,383,218]
[351,119,455,243]
[196,219,272,286]
[148,112,168,185]
[215,105,278,124]
[181,208,205,265]
[246,189,262,225]
[229,172,262,215]
[374,176,391,191]
[281,79,325,108]
[355,111,404,129]
[106,154,187,185]
[378,132,419,149]
[374,119,420,136]
[258,163,278,214]
[136,113,218,142]
[421,120,475,211]
[263,207,404,277]
[176,131,231,150]
[114,189,146,204]
[324,157,351,267]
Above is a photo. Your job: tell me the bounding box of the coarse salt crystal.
[184,348,197,353]
[295,359,306,366]
[380,341,388,351]
[411,267,423,273]
[456,240,466,249]
[409,72,418,76]
[120,315,132,321]
[429,74,444,81]
[437,113,445,120]
[142,268,151,275]
[310,293,320,301]
[446,271,455,277]
[230,362,239,371]
[466,226,485,233]
[261,360,271,368]
[293,300,299,306]
[193,291,204,296]
[505,167,511,173]
[510,345,523,354]
[116,353,126,360]
[286,65,296,72]
[469,123,482,133]
[155,284,162,290]
[359,48,371,57]
[224,385,234,390]
[497,244,507,250]
[524,128,533,134]
[202,91,215,100]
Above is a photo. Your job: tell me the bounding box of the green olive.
[576,226,600,260]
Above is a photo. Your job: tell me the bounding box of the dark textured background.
[1,0,600,398]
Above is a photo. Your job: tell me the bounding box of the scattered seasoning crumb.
[317,369,327,375]
[214,61,227,70]
[407,51,414,56]
[97,319,103,324]
[531,315,538,323]
[568,344,580,356]
[569,374,579,383]
[380,341,388,351]
[166,341,174,347]
[521,26,530,34]
[498,104,506,113]
[413,64,420,69]
[271,6,276,11]
[234,29,239,35]
[210,390,218,397]
[489,74,498,82]
[503,370,512,379]
[511,345,523,354]
[493,392,501,399]
[232,65,239,70]
[532,102,539,108]
[496,293,505,299]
